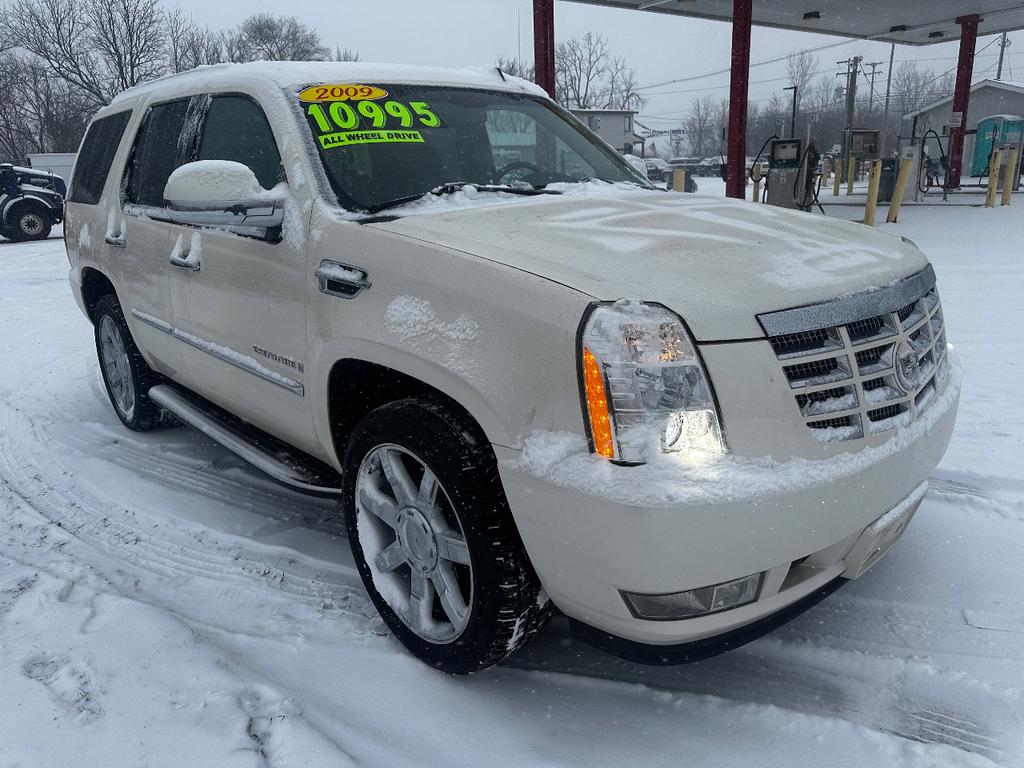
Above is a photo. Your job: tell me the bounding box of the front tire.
[342,398,552,674]
[93,295,164,431]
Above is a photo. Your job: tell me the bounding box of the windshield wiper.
[367,181,562,214]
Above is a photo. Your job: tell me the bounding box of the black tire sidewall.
[12,205,51,241]
[342,399,545,674]
[93,295,161,431]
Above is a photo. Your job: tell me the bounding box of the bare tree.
[785,49,817,113]
[225,14,329,62]
[165,8,224,73]
[333,46,360,62]
[555,32,610,109]
[603,56,645,110]
[684,93,714,157]
[8,0,166,105]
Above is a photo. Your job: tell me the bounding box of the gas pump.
[765,138,820,211]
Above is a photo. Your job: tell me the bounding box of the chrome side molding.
[131,309,304,396]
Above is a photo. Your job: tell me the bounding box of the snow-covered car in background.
[644,157,671,182]
[0,163,65,241]
[64,62,959,674]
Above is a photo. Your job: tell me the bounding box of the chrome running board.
[148,384,344,497]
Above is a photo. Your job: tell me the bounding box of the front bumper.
[495,383,957,650]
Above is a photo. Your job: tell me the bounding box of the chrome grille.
[761,271,950,443]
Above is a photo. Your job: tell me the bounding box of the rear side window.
[69,111,132,205]
[126,98,192,207]
[198,96,282,189]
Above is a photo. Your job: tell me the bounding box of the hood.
[374,189,929,341]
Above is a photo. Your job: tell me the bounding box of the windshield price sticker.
[319,130,424,149]
[299,84,389,102]
[306,98,441,149]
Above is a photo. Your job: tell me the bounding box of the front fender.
[309,338,512,455]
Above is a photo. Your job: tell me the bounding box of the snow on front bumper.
[494,356,960,647]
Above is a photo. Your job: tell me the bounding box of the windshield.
[298,84,650,212]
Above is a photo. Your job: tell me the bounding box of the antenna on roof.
[496,67,507,82]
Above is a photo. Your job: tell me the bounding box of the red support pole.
[947,14,979,189]
[533,0,556,99]
[726,0,753,199]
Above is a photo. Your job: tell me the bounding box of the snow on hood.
[374,186,930,341]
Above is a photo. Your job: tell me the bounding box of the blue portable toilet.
[971,114,1024,176]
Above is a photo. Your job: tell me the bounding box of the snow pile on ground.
[1,199,1023,767]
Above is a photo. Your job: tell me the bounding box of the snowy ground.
[1,199,1022,766]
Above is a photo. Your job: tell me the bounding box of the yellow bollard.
[847,157,856,195]
[751,162,762,202]
[1001,149,1018,206]
[823,158,831,186]
[985,150,1001,208]
[886,158,914,223]
[833,159,841,196]
[864,160,882,226]
[672,168,687,192]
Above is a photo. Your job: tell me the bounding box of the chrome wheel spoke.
[374,541,406,573]
[408,573,435,631]
[432,563,469,628]
[436,532,471,566]
[417,467,439,510]
[380,448,417,507]
[357,483,400,528]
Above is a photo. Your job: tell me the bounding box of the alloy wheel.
[355,444,473,643]
[98,315,135,419]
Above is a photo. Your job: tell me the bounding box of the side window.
[69,111,132,205]
[198,96,282,190]
[126,98,192,207]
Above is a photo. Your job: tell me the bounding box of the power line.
[635,38,856,90]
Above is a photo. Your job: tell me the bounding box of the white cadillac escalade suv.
[65,62,959,673]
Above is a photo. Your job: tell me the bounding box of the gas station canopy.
[536,0,1024,197]
[560,0,1024,45]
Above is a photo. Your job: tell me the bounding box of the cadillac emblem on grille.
[894,340,921,393]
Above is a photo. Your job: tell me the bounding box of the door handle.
[316,260,371,299]
[169,233,201,271]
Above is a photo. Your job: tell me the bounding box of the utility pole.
[864,61,885,110]
[996,33,1010,80]
[881,43,896,155]
[837,56,862,182]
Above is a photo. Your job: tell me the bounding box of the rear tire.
[93,295,164,431]
[7,204,52,241]
[342,398,552,674]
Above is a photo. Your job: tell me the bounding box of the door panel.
[167,94,315,454]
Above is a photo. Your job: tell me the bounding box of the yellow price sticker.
[299,84,389,103]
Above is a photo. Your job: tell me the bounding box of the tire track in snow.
[0,401,371,621]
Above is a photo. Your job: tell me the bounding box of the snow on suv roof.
[109,61,547,108]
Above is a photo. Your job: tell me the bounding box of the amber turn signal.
[582,348,615,458]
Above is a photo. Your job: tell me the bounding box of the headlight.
[578,301,725,463]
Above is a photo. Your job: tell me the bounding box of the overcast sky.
[172,0,1020,127]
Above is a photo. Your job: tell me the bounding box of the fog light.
[621,573,763,621]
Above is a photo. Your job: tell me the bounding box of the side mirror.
[162,160,286,239]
